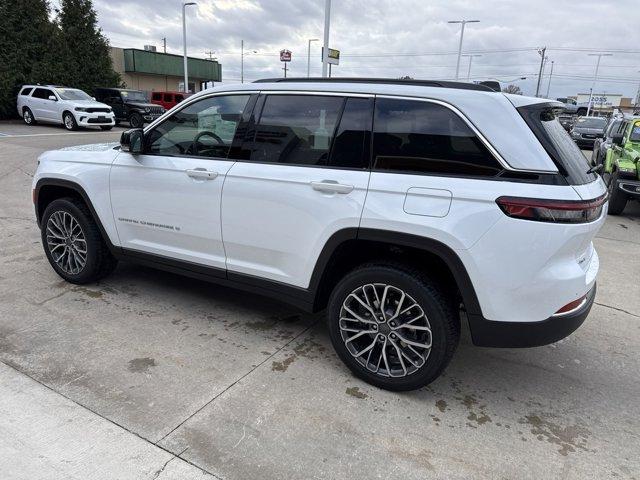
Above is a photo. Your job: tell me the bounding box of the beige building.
[110,47,221,94]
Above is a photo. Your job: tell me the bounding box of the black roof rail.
[253,77,495,92]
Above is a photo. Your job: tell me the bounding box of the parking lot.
[1,121,639,479]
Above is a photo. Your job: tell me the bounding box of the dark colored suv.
[94,88,165,128]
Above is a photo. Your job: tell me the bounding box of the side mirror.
[120,128,144,154]
[612,133,624,146]
[48,95,57,101]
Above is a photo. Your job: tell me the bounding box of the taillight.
[495,194,607,224]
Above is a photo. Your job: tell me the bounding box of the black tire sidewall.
[607,171,627,215]
[41,199,102,284]
[328,266,454,391]
[129,113,143,128]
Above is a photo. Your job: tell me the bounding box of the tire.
[23,107,36,125]
[63,112,78,131]
[606,171,628,215]
[577,108,587,116]
[41,198,117,284]
[327,263,460,391]
[100,126,113,131]
[129,113,143,128]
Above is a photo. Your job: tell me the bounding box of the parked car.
[602,117,640,215]
[16,85,115,131]
[32,78,606,391]
[557,114,575,132]
[94,88,164,128]
[557,97,588,116]
[570,116,607,148]
[591,117,624,166]
[150,91,192,110]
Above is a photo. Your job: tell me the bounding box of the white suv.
[17,85,115,131]
[32,79,607,391]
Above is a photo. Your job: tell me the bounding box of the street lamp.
[586,53,613,116]
[307,38,319,78]
[545,60,555,98]
[448,19,480,80]
[322,0,331,78]
[182,2,197,93]
[240,40,258,83]
[461,54,482,80]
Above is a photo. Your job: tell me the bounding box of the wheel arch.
[34,178,117,253]
[309,228,482,317]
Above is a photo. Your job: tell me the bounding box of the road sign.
[322,47,340,65]
[280,50,292,62]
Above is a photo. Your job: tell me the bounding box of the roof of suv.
[254,77,495,92]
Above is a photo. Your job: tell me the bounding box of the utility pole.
[462,54,482,80]
[161,37,167,53]
[322,0,331,77]
[545,60,554,98]
[307,38,319,78]
[182,2,197,93]
[204,50,216,61]
[535,47,546,97]
[586,53,613,116]
[448,19,480,80]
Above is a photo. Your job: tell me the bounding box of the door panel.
[110,93,252,269]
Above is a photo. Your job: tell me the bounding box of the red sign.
[280,49,292,62]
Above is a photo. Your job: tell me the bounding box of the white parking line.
[0,131,121,138]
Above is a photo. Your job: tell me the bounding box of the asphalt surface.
[1,122,639,479]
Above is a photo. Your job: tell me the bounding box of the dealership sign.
[576,93,623,108]
[280,50,292,62]
[322,47,340,65]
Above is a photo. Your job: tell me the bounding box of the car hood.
[60,142,120,152]
[125,101,158,109]
[70,100,112,109]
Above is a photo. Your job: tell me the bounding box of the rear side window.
[152,93,162,101]
[327,97,372,169]
[518,104,596,185]
[164,93,172,102]
[250,95,343,166]
[372,98,502,176]
[20,87,33,96]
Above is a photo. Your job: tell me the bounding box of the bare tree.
[503,84,523,95]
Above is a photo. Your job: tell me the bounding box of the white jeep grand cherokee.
[18,85,115,131]
[32,78,607,391]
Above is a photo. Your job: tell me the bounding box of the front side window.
[152,93,162,101]
[147,94,250,158]
[250,95,343,165]
[121,90,148,102]
[630,121,640,143]
[163,93,172,102]
[32,88,54,100]
[373,98,502,176]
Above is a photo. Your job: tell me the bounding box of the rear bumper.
[467,283,596,348]
[617,179,640,198]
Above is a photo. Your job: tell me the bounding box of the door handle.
[186,168,218,180]
[310,180,354,194]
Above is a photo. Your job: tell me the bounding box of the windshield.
[575,117,606,129]
[518,104,596,185]
[121,90,148,102]
[630,122,640,142]
[55,88,92,101]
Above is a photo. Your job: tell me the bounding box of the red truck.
[150,91,192,110]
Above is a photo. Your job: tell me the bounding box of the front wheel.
[327,264,460,391]
[41,198,117,284]
[606,171,628,215]
[63,112,78,131]
[129,113,143,128]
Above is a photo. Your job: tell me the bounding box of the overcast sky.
[54,0,640,99]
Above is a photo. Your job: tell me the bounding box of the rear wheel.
[23,107,36,125]
[41,198,117,284]
[606,171,628,215]
[327,263,459,391]
[63,112,78,131]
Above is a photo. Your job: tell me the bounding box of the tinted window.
[630,121,640,143]
[518,104,596,185]
[250,95,343,165]
[163,93,172,102]
[175,94,184,103]
[606,120,622,136]
[373,98,501,176]
[328,97,372,169]
[152,93,162,101]
[32,88,53,100]
[20,87,33,96]
[147,94,250,158]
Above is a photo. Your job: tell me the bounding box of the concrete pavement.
[0,123,638,479]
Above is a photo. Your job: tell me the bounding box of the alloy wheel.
[24,110,32,124]
[64,114,74,130]
[339,283,432,377]
[45,211,87,275]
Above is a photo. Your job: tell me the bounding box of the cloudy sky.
[54,0,640,99]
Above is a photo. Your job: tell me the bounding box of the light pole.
[535,47,546,97]
[182,2,197,93]
[545,60,554,98]
[322,0,331,77]
[307,38,319,78]
[448,19,479,80]
[240,41,258,84]
[461,54,482,80]
[586,53,613,116]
